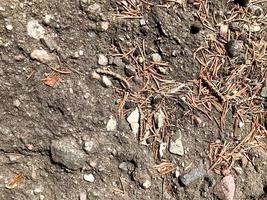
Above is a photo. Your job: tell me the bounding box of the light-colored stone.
[6,24,13,31]
[84,173,95,183]
[140,19,146,26]
[214,175,235,200]
[98,54,108,66]
[79,191,87,200]
[30,49,56,64]
[27,20,45,39]
[142,180,151,189]
[169,132,184,156]
[83,140,97,153]
[101,75,113,87]
[91,71,101,80]
[127,107,140,136]
[151,53,162,62]
[106,116,117,131]
[100,22,109,31]
[13,99,21,107]
[118,162,128,171]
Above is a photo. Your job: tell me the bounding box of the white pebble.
[101,75,112,87]
[13,99,21,107]
[84,173,95,183]
[151,53,162,62]
[98,54,108,66]
[6,24,13,31]
[142,180,151,189]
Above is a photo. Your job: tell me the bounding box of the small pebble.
[6,24,13,31]
[13,99,21,107]
[44,14,53,25]
[27,20,45,39]
[169,137,184,156]
[101,75,113,87]
[30,49,57,64]
[84,174,95,183]
[108,56,114,65]
[127,107,140,136]
[151,53,162,62]
[91,71,101,80]
[84,93,90,99]
[83,141,95,153]
[98,54,108,66]
[14,54,26,62]
[113,57,125,67]
[179,161,206,186]
[140,19,146,26]
[124,65,136,77]
[118,162,128,171]
[40,36,58,52]
[100,21,109,31]
[142,180,152,189]
[156,66,168,75]
[79,191,87,200]
[214,175,235,200]
[225,40,243,58]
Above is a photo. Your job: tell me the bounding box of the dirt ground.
[0,0,266,200]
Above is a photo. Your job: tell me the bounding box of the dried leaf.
[44,74,60,87]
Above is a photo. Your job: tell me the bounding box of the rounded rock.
[98,54,108,66]
[151,53,162,62]
[225,40,243,58]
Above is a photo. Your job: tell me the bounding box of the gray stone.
[225,40,243,58]
[124,65,136,77]
[179,161,206,186]
[40,36,58,52]
[113,57,125,67]
[101,75,113,87]
[98,54,108,66]
[50,137,86,170]
[27,20,45,39]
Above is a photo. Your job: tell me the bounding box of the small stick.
[96,69,131,90]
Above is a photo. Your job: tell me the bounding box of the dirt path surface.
[0,0,266,200]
